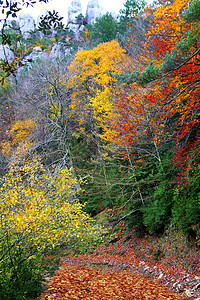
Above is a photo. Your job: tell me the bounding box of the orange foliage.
[145,0,189,58]
[42,263,186,299]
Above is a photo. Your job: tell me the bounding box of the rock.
[21,47,47,66]
[131,264,136,269]
[79,25,85,33]
[49,43,65,59]
[36,15,42,28]
[191,223,200,247]
[85,0,104,24]
[184,289,193,297]
[195,277,200,280]
[6,19,20,29]
[19,14,36,38]
[68,0,83,39]
[194,283,200,290]
[68,0,82,24]
[50,43,62,57]
[0,45,14,64]
[144,266,153,274]
[32,46,42,53]
[110,11,118,20]
[176,284,184,292]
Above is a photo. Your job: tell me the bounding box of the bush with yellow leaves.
[0,157,102,299]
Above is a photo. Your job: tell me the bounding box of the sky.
[21,0,126,24]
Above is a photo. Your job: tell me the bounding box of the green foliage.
[183,0,200,22]
[119,0,146,25]
[142,157,176,233]
[140,61,160,84]
[142,149,200,234]
[0,156,103,298]
[178,23,200,54]
[0,236,43,300]
[118,0,147,51]
[123,156,158,232]
[38,10,66,35]
[0,0,48,18]
[0,26,21,48]
[172,185,200,232]
[92,13,118,45]
[172,156,200,231]
[0,234,62,300]
[162,49,180,72]
[115,70,140,84]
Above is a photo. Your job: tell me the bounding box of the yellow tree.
[0,155,102,299]
[1,119,36,166]
[67,40,126,136]
[0,158,99,251]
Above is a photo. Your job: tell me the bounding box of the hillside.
[0,0,199,299]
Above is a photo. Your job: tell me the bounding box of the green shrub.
[0,241,43,300]
[142,153,176,233]
[92,13,118,45]
[172,174,200,231]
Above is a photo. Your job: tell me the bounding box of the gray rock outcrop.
[85,0,103,24]
[22,46,47,66]
[19,14,36,38]
[68,0,82,24]
[68,0,83,38]
[110,11,118,20]
[49,43,65,59]
[6,19,20,30]
[0,45,14,64]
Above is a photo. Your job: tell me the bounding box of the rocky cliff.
[67,0,84,39]
[19,14,36,38]
[85,0,103,24]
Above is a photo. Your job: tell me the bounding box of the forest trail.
[40,225,200,300]
[40,231,200,300]
[41,260,187,299]
[40,236,200,300]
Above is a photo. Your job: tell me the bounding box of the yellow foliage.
[49,101,62,119]
[0,158,100,251]
[90,87,113,118]
[1,141,11,156]
[1,119,35,161]
[67,41,126,130]
[10,119,35,145]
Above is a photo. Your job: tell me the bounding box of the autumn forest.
[0,0,199,299]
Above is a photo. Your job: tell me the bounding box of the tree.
[144,0,189,58]
[117,0,148,57]
[119,0,200,181]
[0,156,101,298]
[0,158,96,251]
[1,56,78,171]
[119,0,146,29]
[92,13,118,45]
[67,40,126,137]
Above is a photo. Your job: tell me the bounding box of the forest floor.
[40,230,200,300]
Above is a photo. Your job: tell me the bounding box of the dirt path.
[41,260,187,299]
[40,233,200,299]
